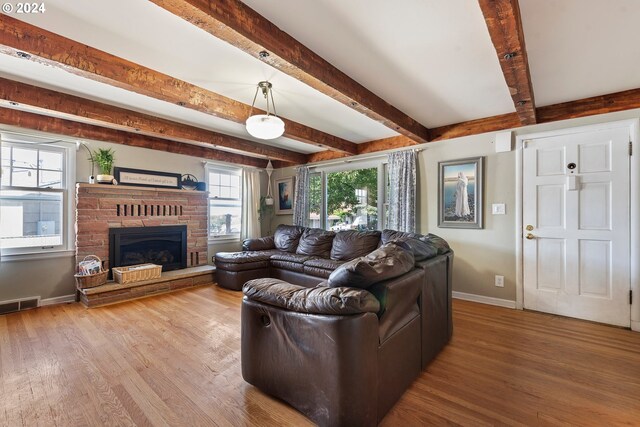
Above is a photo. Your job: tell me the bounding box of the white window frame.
[309,158,387,231]
[205,163,243,242]
[0,135,76,259]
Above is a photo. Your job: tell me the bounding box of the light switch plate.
[492,203,506,215]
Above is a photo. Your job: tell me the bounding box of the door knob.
[526,225,534,231]
[525,233,535,240]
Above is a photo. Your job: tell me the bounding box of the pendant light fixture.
[245,81,285,140]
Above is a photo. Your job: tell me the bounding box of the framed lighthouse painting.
[437,157,484,229]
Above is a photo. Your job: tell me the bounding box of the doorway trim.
[515,119,640,331]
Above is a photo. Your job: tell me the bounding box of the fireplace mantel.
[75,183,208,271]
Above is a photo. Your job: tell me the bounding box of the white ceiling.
[520,0,640,106]
[241,0,516,128]
[3,0,640,156]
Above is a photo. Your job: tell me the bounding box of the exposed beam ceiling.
[149,0,431,145]
[3,6,640,169]
[0,77,305,164]
[306,87,640,164]
[478,0,537,125]
[0,15,357,155]
[0,107,271,168]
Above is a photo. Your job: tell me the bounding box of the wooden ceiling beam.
[0,77,305,164]
[0,107,270,168]
[307,86,640,163]
[537,87,640,123]
[430,112,521,141]
[478,0,537,125]
[149,0,431,144]
[0,15,357,155]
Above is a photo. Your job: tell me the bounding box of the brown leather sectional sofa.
[215,225,453,426]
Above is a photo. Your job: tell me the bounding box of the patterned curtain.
[292,166,309,226]
[388,150,417,232]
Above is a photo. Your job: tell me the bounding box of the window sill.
[0,249,76,262]
[208,237,241,245]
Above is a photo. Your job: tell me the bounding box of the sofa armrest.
[242,236,275,251]
[243,278,380,315]
[368,269,422,344]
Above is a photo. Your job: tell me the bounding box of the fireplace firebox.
[109,225,187,273]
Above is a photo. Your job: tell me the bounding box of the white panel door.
[523,126,631,326]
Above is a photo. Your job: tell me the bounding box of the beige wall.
[270,108,640,304]
[0,138,260,302]
[3,109,639,305]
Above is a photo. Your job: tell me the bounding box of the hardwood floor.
[1,285,639,426]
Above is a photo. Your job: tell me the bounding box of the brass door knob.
[526,233,535,240]
[526,225,534,231]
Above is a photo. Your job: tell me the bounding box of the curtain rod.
[307,147,423,169]
[1,129,78,145]
[201,160,265,172]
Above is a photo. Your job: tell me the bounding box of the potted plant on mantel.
[92,148,116,184]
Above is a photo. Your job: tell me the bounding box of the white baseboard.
[632,321,640,333]
[40,294,76,307]
[453,291,517,309]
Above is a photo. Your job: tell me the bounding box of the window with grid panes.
[206,166,242,240]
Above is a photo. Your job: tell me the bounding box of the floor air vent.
[0,297,40,315]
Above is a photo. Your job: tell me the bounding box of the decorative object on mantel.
[74,255,108,289]
[245,81,285,140]
[92,148,116,184]
[180,174,199,190]
[438,156,484,229]
[264,160,274,205]
[112,263,162,284]
[76,141,95,183]
[113,167,182,189]
[275,177,294,215]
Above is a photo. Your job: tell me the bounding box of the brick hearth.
[75,183,208,270]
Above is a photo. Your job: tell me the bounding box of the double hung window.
[0,138,74,256]
[206,165,242,241]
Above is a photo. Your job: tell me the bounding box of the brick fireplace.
[75,183,208,271]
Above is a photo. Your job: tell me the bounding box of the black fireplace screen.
[109,225,187,272]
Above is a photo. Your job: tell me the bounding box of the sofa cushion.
[302,259,346,279]
[304,258,345,270]
[273,224,305,252]
[242,236,275,251]
[296,228,336,258]
[215,250,280,264]
[243,278,380,315]
[330,230,381,261]
[327,242,415,289]
[381,230,450,262]
[216,260,269,272]
[270,253,317,263]
[270,252,317,273]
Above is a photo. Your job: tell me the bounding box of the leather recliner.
[216,225,454,425]
[241,244,425,426]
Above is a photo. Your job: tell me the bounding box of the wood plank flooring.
[1,285,639,426]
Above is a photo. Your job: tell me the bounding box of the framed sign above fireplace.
[114,167,182,189]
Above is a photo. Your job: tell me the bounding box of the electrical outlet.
[495,275,504,287]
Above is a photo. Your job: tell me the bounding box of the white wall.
[0,137,261,302]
